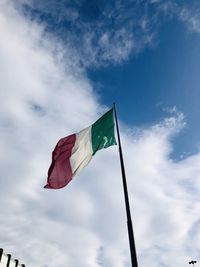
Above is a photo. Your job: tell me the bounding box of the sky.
[1,0,200,267]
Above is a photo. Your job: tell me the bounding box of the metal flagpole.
[113,103,138,267]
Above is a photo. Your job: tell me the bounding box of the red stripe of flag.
[44,134,76,189]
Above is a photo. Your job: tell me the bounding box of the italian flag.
[44,108,116,189]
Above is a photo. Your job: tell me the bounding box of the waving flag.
[44,108,116,189]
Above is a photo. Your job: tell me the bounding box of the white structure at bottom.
[0,249,25,267]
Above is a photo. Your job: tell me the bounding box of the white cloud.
[1,1,200,267]
[14,0,200,68]
[154,1,200,35]
[16,0,157,67]
[178,6,200,34]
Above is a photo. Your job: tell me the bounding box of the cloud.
[152,0,200,35]
[12,0,200,69]
[178,6,200,34]
[1,1,200,267]
[15,0,157,67]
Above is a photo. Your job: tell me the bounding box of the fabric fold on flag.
[44,108,116,189]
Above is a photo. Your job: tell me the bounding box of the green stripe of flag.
[91,108,117,155]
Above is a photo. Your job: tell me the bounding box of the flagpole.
[113,103,138,267]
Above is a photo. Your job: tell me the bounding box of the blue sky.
[1,1,200,267]
[21,0,200,159]
[89,19,200,159]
